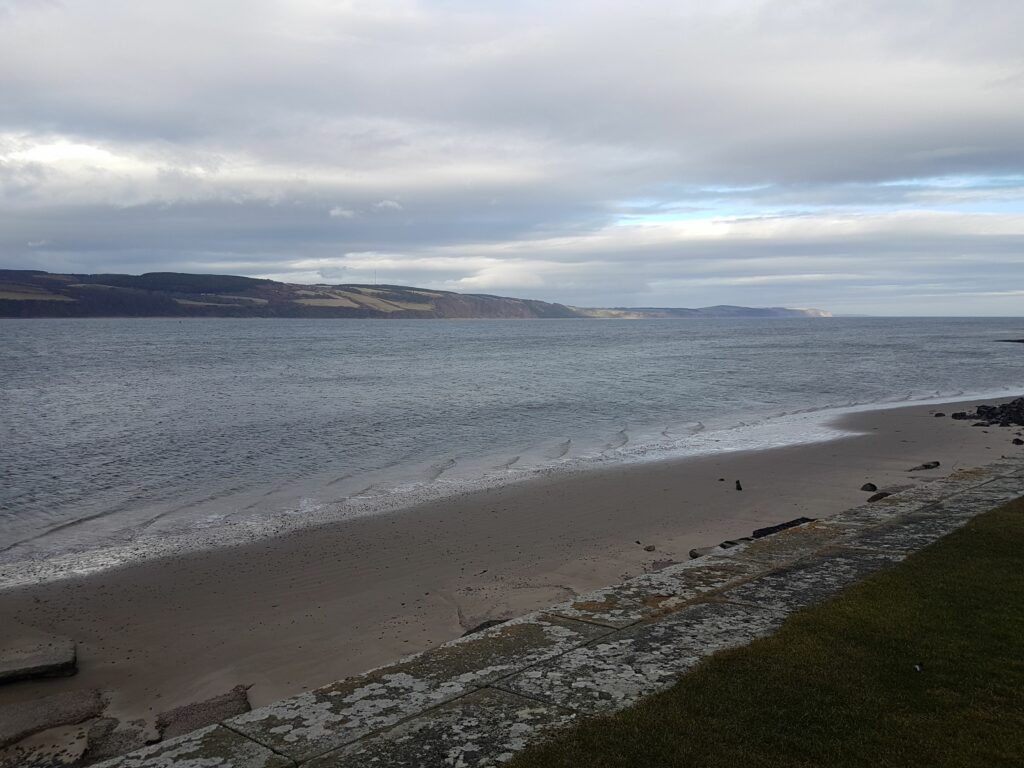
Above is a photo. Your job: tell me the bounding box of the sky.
[1,0,1023,315]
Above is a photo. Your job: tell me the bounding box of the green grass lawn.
[512,498,1024,768]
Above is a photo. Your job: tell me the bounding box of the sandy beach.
[1,397,1021,754]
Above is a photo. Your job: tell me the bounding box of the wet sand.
[0,398,1020,736]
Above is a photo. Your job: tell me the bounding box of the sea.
[1,317,1021,586]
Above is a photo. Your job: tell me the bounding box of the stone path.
[94,458,1024,768]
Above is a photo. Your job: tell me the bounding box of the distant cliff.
[0,270,831,319]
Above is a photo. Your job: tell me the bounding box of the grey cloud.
[0,1,1022,314]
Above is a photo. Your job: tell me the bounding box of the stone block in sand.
[0,623,76,685]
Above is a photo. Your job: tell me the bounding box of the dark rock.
[155,685,251,740]
[461,619,507,637]
[718,478,725,482]
[933,412,945,417]
[860,482,878,492]
[908,461,940,471]
[867,491,892,503]
[951,411,970,420]
[751,517,816,539]
[734,480,743,491]
[1013,438,1024,446]
[996,339,1024,343]
[952,397,1024,428]
[643,544,656,552]
[972,422,989,427]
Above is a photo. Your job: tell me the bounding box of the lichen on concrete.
[89,725,292,768]
[303,688,576,768]
[546,558,760,628]
[227,613,607,761]
[842,513,974,555]
[495,602,783,714]
[720,550,904,612]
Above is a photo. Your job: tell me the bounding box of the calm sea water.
[1,317,1021,582]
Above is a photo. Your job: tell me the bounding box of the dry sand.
[1,398,1021,735]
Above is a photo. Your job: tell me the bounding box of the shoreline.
[3,387,1021,591]
[1,396,1022,755]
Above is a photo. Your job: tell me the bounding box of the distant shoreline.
[0,269,830,319]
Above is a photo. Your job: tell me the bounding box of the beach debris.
[718,478,725,482]
[0,623,77,685]
[860,482,878,492]
[643,545,656,552]
[689,517,817,559]
[867,492,892,502]
[908,461,940,471]
[461,619,508,637]
[913,661,924,673]
[689,546,724,559]
[0,689,105,749]
[156,684,251,740]
[735,480,743,491]
[752,517,815,539]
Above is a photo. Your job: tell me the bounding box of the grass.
[512,498,1024,768]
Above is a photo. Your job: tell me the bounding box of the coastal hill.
[0,270,831,319]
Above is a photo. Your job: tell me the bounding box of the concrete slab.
[227,613,608,761]
[305,687,575,768]
[719,550,904,613]
[496,601,782,714]
[713,519,853,568]
[546,557,761,628]
[843,513,973,556]
[89,725,291,768]
[0,624,76,684]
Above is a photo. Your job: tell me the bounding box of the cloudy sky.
[1,0,1022,314]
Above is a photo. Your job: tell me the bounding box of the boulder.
[933,412,946,417]
[1013,438,1024,446]
[867,491,892,503]
[860,482,877,492]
